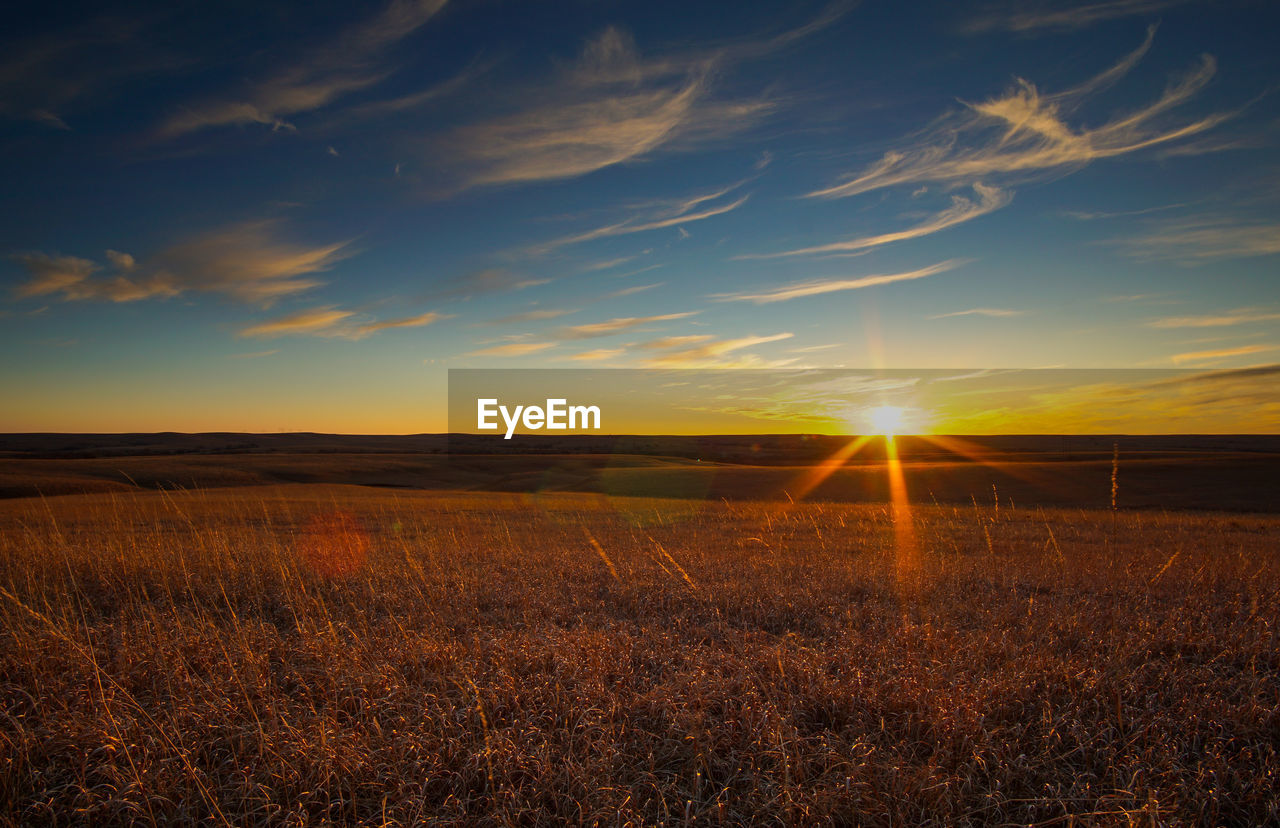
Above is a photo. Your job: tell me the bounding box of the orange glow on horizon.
[869,405,907,435]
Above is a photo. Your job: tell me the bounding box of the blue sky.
[2,0,1278,431]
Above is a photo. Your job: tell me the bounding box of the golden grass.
[0,484,1277,825]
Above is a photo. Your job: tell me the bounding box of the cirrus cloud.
[929,307,1023,319]
[239,307,449,339]
[806,28,1229,200]
[556,311,700,340]
[157,0,450,138]
[1171,343,1277,365]
[467,342,557,357]
[640,332,795,368]
[438,6,848,191]
[12,220,352,306]
[528,179,751,255]
[562,348,625,362]
[741,184,1009,259]
[1110,215,1280,263]
[962,0,1194,34]
[1148,308,1280,328]
[712,260,963,304]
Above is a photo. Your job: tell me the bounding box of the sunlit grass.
[0,485,1277,825]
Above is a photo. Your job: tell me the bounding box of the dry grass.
[0,484,1277,825]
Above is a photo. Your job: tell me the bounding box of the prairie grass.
[0,484,1277,825]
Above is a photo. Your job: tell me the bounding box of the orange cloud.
[240,307,448,339]
[1148,308,1280,328]
[13,220,351,306]
[712,261,961,304]
[1171,344,1277,365]
[563,348,625,362]
[642,332,795,367]
[467,342,557,357]
[557,312,699,339]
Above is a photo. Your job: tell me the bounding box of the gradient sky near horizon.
[2,0,1279,433]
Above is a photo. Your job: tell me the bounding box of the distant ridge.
[3,432,1278,462]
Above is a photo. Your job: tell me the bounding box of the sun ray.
[884,434,920,592]
[916,433,1065,492]
[789,434,874,500]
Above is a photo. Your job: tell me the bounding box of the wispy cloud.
[807,29,1228,199]
[1061,202,1188,220]
[528,181,750,255]
[12,220,351,305]
[239,307,356,338]
[467,342,557,357]
[230,350,279,359]
[743,184,1009,259]
[601,282,664,300]
[712,260,962,304]
[635,335,715,350]
[1171,343,1277,365]
[641,332,795,368]
[147,221,353,304]
[963,0,1193,33]
[485,308,579,325]
[605,264,665,280]
[0,14,169,130]
[104,250,136,270]
[444,78,741,188]
[788,343,841,353]
[1110,215,1280,263]
[239,307,448,339]
[1152,363,1280,386]
[318,57,484,127]
[562,348,625,362]
[647,180,749,219]
[439,7,848,190]
[422,269,551,301]
[929,307,1023,319]
[556,311,700,340]
[580,256,637,273]
[157,0,449,138]
[349,311,450,337]
[1148,308,1280,328]
[12,254,111,300]
[1105,292,1170,303]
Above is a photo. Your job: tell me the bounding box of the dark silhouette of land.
[2,432,1277,511]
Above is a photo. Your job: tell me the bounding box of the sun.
[868,405,906,436]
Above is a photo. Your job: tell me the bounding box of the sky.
[1,0,1278,433]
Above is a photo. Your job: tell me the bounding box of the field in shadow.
[2,433,1277,511]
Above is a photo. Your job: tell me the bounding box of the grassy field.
[1,483,1277,825]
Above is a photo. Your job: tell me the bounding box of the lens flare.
[297,510,370,578]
